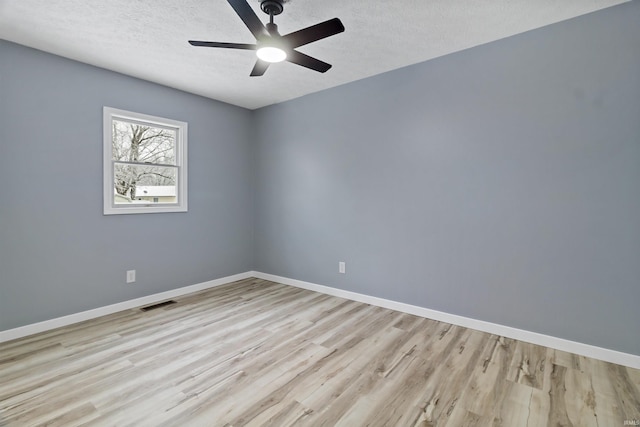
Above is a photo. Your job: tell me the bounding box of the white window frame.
[103,107,188,215]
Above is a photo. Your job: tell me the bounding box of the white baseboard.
[0,271,254,344]
[252,272,640,370]
[3,270,638,369]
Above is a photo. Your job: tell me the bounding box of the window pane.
[113,163,178,204]
[112,119,176,165]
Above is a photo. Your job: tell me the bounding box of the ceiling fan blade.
[250,59,270,77]
[286,50,332,73]
[227,0,269,40]
[189,41,257,50]
[282,18,345,48]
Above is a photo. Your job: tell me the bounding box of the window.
[103,107,187,215]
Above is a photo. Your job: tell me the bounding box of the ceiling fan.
[188,0,345,76]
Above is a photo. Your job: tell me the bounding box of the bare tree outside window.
[112,120,177,201]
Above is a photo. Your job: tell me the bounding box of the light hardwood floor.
[1,278,638,426]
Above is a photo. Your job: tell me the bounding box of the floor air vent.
[140,300,177,311]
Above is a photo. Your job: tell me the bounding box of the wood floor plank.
[563,366,599,427]
[506,341,547,390]
[490,380,533,427]
[546,364,575,426]
[1,278,638,426]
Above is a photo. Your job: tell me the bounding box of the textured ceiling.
[0,0,628,109]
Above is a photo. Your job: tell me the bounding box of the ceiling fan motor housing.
[260,0,284,16]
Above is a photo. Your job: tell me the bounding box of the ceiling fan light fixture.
[256,46,287,63]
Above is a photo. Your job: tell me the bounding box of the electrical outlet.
[339,262,346,274]
[126,270,136,283]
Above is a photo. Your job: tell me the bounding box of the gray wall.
[253,2,640,355]
[0,40,254,330]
